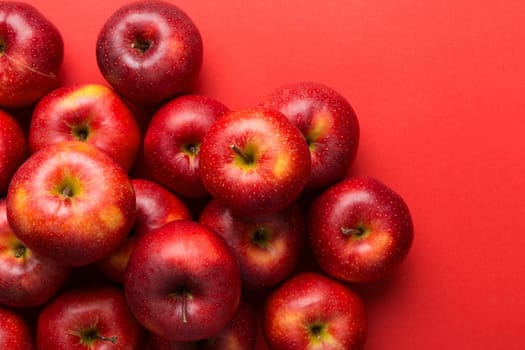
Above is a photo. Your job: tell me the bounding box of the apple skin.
[261,81,360,190]
[308,176,414,283]
[124,220,241,342]
[98,178,192,283]
[264,272,367,350]
[36,285,145,350]
[96,0,203,105]
[6,141,136,267]
[0,2,63,108]
[199,199,304,290]
[0,109,27,195]
[29,83,141,171]
[0,199,70,308]
[146,301,256,350]
[0,306,35,349]
[144,95,230,198]
[199,107,311,216]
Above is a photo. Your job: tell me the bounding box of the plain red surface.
[8,1,525,349]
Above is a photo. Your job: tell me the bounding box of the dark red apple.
[261,81,360,189]
[36,285,145,350]
[6,141,136,267]
[98,178,192,283]
[96,0,203,105]
[144,95,230,198]
[199,199,304,290]
[29,83,141,171]
[0,109,27,194]
[0,306,35,349]
[0,2,63,108]
[0,199,70,308]
[124,220,241,342]
[308,176,414,283]
[146,301,256,350]
[264,272,367,350]
[199,107,311,216]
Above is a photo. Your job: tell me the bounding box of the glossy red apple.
[0,2,63,108]
[98,178,192,283]
[6,141,136,267]
[124,220,241,342]
[261,81,360,189]
[0,199,70,308]
[96,0,203,105]
[37,285,145,350]
[199,199,304,290]
[0,306,34,349]
[199,107,311,216]
[308,176,414,283]
[144,95,230,198]
[0,109,27,194]
[146,301,256,350]
[29,83,141,171]
[264,272,367,350]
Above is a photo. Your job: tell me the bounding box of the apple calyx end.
[0,38,5,55]
[13,245,26,259]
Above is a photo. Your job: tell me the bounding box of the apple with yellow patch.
[29,83,141,171]
[199,107,311,216]
[308,176,414,283]
[261,82,360,190]
[264,272,367,350]
[6,141,136,267]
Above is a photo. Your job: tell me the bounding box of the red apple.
[0,306,34,349]
[199,107,311,216]
[144,95,230,198]
[29,83,141,171]
[6,141,136,267]
[37,285,145,350]
[96,0,203,105]
[308,176,414,283]
[98,178,192,283]
[0,2,63,108]
[261,81,360,189]
[124,220,241,342]
[264,272,367,350]
[146,301,256,350]
[0,199,70,308]
[0,109,27,194]
[199,199,304,290]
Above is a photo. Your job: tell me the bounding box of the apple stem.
[230,144,253,164]
[62,185,74,197]
[181,290,188,324]
[341,227,365,236]
[94,335,117,344]
[13,246,26,258]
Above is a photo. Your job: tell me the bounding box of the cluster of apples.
[0,1,414,349]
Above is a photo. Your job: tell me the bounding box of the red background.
[12,0,525,349]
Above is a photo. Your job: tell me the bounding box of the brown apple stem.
[94,335,117,344]
[62,185,74,197]
[131,40,151,53]
[230,144,252,163]
[341,227,364,236]
[0,52,57,80]
[13,246,26,258]
[181,290,188,324]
